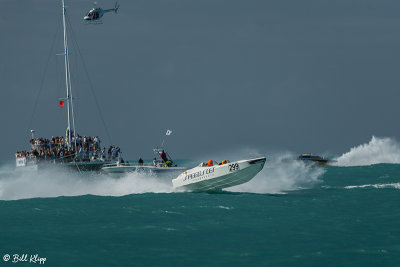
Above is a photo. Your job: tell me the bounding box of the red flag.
[59,100,64,108]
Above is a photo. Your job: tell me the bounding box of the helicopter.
[83,2,119,22]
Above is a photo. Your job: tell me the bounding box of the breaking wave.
[345,183,400,190]
[334,136,400,166]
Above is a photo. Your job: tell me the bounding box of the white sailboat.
[15,0,120,171]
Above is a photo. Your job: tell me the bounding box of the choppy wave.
[334,136,400,166]
[345,183,400,190]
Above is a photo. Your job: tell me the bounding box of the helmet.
[207,160,213,166]
[222,160,227,164]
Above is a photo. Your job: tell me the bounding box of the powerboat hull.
[297,154,335,166]
[172,157,266,192]
[101,164,186,174]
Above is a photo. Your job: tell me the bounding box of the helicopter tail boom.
[103,2,119,13]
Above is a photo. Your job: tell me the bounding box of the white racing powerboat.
[172,157,266,192]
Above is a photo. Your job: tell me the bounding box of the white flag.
[166,130,172,136]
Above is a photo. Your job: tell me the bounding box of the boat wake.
[0,151,326,199]
[334,136,400,166]
[227,153,325,194]
[0,165,173,200]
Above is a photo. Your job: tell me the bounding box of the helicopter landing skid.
[84,20,103,25]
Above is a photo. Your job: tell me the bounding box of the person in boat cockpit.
[153,157,158,167]
[160,150,168,162]
[138,157,144,166]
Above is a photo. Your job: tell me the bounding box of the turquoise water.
[1,162,400,266]
[2,136,400,266]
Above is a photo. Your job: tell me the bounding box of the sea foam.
[344,183,400,190]
[334,136,400,166]
[0,166,173,200]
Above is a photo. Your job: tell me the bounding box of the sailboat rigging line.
[27,17,62,138]
[65,11,76,141]
[65,15,113,145]
[74,160,83,174]
[62,0,72,149]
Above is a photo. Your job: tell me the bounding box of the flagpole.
[161,139,165,148]
[162,130,172,148]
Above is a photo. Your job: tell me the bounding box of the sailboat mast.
[62,0,72,149]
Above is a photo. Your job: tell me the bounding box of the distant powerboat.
[172,157,266,192]
[297,154,333,166]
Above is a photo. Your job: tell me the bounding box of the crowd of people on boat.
[15,136,179,169]
[15,135,122,163]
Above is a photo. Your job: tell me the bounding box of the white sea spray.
[1,146,332,200]
[334,136,400,166]
[227,153,325,194]
[0,165,173,200]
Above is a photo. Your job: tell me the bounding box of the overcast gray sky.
[1,0,400,161]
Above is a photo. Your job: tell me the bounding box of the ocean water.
[1,136,400,266]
